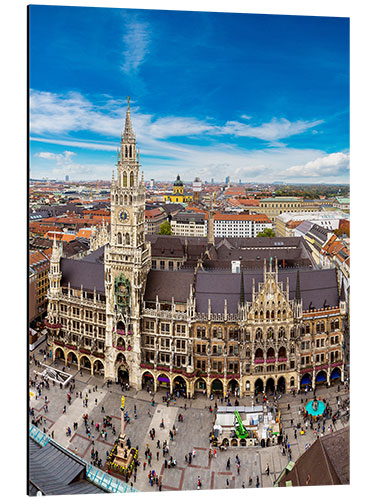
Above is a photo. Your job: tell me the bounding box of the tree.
[257,227,275,238]
[159,221,172,235]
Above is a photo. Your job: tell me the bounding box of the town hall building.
[45,99,347,398]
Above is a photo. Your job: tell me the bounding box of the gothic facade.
[46,99,347,397]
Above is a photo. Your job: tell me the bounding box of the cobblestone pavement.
[29,344,350,492]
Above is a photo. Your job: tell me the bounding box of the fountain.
[305,396,326,417]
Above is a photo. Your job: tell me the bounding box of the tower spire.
[240,268,245,305]
[339,277,346,302]
[295,270,301,302]
[123,96,135,142]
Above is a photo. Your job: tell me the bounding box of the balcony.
[65,343,77,351]
[79,347,92,355]
[114,344,126,351]
[44,320,62,329]
[330,360,343,368]
[266,357,276,364]
[278,357,288,363]
[254,358,264,364]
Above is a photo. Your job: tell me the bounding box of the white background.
[0,0,372,499]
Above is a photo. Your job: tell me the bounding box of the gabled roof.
[61,258,105,292]
[278,427,349,487]
[144,270,194,303]
[195,267,339,314]
[29,439,103,495]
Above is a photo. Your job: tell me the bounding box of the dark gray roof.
[81,246,105,263]
[195,267,339,314]
[174,212,206,223]
[61,258,105,292]
[295,220,314,235]
[144,270,194,303]
[63,239,90,258]
[307,224,330,243]
[28,439,103,495]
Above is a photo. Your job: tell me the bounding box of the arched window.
[306,324,310,334]
[117,233,122,245]
[282,309,286,320]
[115,194,118,204]
[130,171,134,187]
[335,319,339,330]
[255,328,263,341]
[120,195,123,205]
[267,327,274,339]
[271,310,275,319]
[278,327,285,339]
[246,350,250,358]
[212,327,217,338]
[254,310,258,320]
[266,310,270,319]
[316,322,320,333]
[330,320,335,332]
[202,327,206,338]
[290,377,295,387]
[196,326,201,338]
[290,327,295,338]
[129,145,132,157]
[218,327,222,338]
[260,310,264,319]
[123,172,127,187]
[125,145,128,158]
[125,233,130,245]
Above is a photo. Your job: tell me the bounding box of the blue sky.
[29,5,349,183]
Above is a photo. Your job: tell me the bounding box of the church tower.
[104,97,151,387]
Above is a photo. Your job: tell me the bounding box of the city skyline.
[29,6,349,183]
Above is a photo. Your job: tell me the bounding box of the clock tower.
[104,97,151,387]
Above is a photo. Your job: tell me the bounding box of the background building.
[163,175,193,203]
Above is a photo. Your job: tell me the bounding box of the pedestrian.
[256,476,260,488]
[248,476,252,486]
[226,478,230,489]
[266,464,270,476]
[242,482,245,488]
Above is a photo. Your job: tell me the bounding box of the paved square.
[29,345,350,491]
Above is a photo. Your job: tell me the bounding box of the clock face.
[118,210,128,222]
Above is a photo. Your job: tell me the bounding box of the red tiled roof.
[228,198,259,207]
[145,208,163,218]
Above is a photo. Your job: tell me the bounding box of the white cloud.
[122,21,151,74]
[29,90,348,183]
[282,152,350,178]
[36,150,76,165]
[34,149,109,180]
[31,136,117,152]
[216,117,323,141]
[30,90,323,145]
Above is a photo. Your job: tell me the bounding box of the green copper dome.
[174,174,183,186]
